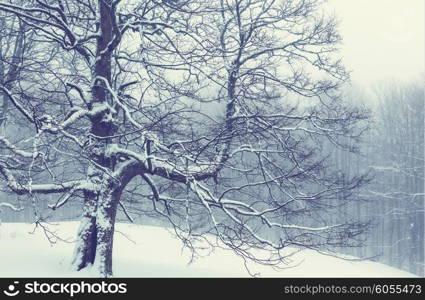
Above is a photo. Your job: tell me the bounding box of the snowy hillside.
[0,222,416,277]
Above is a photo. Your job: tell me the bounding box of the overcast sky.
[327,0,424,86]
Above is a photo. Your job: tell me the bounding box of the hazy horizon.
[328,0,424,86]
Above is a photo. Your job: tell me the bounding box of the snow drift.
[0,222,416,277]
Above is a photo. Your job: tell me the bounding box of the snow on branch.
[0,1,93,61]
[0,202,23,212]
[0,86,34,124]
[0,136,34,158]
[0,164,87,195]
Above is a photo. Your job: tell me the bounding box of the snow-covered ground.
[0,222,416,277]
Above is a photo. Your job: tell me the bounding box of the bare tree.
[0,5,31,218]
[366,81,424,276]
[0,0,370,277]
[325,82,425,276]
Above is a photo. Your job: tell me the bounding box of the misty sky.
[327,0,424,85]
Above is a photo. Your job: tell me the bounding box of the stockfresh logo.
[3,281,20,297]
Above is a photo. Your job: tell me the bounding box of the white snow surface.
[0,222,416,278]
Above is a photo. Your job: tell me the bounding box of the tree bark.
[71,191,98,270]
[93,185,122,277]
[71,185,122,277]
[70,0,121,277]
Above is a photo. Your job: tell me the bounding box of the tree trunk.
[93,185,122,277]
[70,0,121,277]
[71,185,122,277]
[71,191,98,270]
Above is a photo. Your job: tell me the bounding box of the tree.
[0,3,29,218]
[366,81,424,276]
[324,82,425,276]
[0,0,370,277]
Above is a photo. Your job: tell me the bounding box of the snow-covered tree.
[321,82,424,276]
[366,82,424,276]
[0,0,370,277]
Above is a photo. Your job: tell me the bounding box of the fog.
[328,0,424,85]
